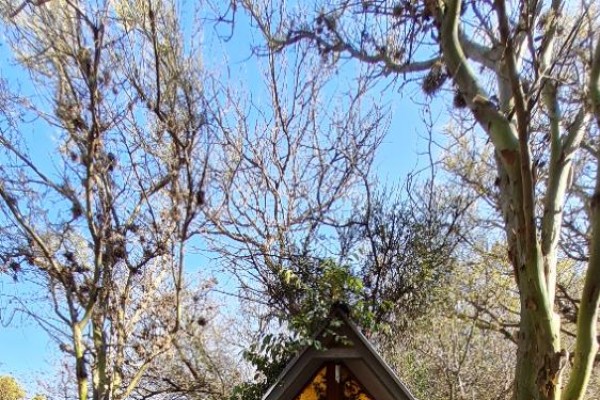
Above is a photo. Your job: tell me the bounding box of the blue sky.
[0,4,443,394]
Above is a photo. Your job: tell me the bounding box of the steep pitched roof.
[262,308,417,400]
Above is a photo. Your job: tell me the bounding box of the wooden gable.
[262,308,417,400]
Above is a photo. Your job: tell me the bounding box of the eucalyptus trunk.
[440,1,591,399]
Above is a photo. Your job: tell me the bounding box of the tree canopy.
[0,376,24,400]
[0,1,599,400]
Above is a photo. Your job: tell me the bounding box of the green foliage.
[232,184,465,400]
[284,259,374,333]
[0,376,25,400]
[231,260,373,400]
[398,353,431,399]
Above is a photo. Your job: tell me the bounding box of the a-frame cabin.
[262,307,417,400]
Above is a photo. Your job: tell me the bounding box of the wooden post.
[326,363,341,400]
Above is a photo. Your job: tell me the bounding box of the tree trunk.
[73,323,89,400]
[563,182,600,399]
[496,147,563,400]
[513,252,562,400]
[562,34,600,400]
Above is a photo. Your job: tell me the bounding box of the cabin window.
[294,363,374,400]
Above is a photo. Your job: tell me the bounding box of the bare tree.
[202,43,385,314]
[134,282,244,400]
[0,1,211,399]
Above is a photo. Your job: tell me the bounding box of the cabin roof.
[262,307,417,400]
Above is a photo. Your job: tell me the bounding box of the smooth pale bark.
[562,35,600,400]
[439,1,564,399]
[563,170,600,399]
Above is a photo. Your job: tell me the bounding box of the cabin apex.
[262,307,417,400]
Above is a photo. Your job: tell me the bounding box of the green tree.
[386,240,600,400]
[232,181,466,400]
[238,1,600,399]
[0,376,25,400]
[231,260,372,400]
